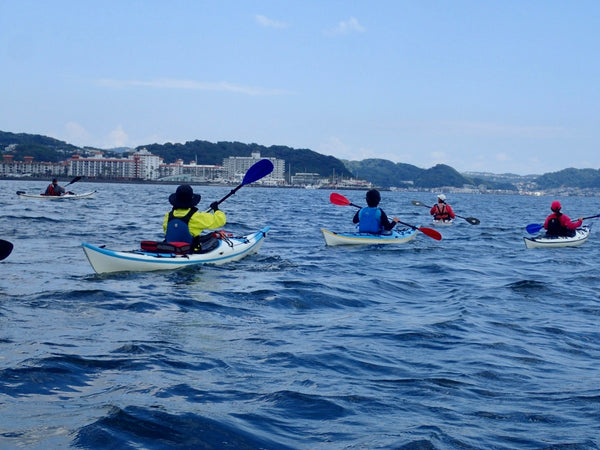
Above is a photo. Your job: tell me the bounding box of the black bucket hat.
[169,184,201,209]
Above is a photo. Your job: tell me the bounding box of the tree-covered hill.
[534,168,600,189]
[0,130,81,162]
[142,140,353,178]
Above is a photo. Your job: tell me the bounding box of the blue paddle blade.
[242,159,274,185]
[526,223,543,234]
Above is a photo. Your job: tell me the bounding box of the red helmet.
[551,201,561,212]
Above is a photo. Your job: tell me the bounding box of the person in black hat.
[44,178,66,196]
[162,185,226,249]
[352,189,399,234]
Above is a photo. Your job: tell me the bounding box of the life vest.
[45,185,58,196]
[165,207,197,243]
[358,207,382,233]
[433,204,450,220]
[546,213,572,236]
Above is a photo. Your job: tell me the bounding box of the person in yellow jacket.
[162,184,226,251]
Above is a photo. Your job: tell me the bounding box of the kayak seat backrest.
[195,235,220,254]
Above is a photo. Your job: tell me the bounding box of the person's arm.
[380,210,399,231]
[446,205,456,219]
[188,210,226,236]
[562,214,583,229]
[352,210,360,224]
[429,205,437,216]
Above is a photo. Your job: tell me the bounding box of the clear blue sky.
[1,1,599,175]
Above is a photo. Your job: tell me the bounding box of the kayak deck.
[17,190,96,199]
[82,227,269,273]
[321,227,417,246]
[523,226,590,249]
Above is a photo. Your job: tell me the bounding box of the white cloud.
[329,17,366,35]
[96,78,290,96]
[255,14,288,29]
[65,121,91,145]
[107,125,128,148]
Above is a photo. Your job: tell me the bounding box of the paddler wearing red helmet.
[543,201,583,237]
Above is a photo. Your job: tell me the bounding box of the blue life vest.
[358,207,382,233]
[165,207,197,243]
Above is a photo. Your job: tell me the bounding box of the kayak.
[82,227,270,274]
[321,227,418,246]
[17,190,96,199]
[523,226,591,249]
[432,219,454,226]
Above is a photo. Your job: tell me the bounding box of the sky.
[1,1,599,175]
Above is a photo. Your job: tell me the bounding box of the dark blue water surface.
[1,179,599,449]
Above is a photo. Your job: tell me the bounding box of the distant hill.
[142,140,352,179]
[343,159,518,190]
[1,129,598,190]
[0,130,80,163]
[534,168,600,189]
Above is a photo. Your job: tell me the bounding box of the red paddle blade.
[330,192,351,206]
[418,227,442,240]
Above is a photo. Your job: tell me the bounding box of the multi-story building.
[223,152,285,184]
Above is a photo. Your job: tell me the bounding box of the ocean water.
[1,179,599,449]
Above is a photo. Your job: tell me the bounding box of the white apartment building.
[223,152,285,184]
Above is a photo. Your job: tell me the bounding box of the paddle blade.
[242,159,274,185]
[526,223,543,234]
[411,200,430,208]
[418,227,442,241]
[330,192,351,206]
[0,239,14,261]
[65,176,82,187]
[464,217,480,225]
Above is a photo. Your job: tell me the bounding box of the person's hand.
[392,217,400,223]
[578,217,583,222]
[210,201,219,211]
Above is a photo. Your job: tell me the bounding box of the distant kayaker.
[352,189,400,234]
[44,178,66,196]
[543,201,583,237]
[430,194,456,222]
[163,184,226,251]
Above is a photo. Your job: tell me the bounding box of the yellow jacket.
[163,208,226,237]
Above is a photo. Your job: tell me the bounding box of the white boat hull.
[432,219,454,227]
[523,226,590,249]
[82,227,269,273]
[18,191,96,199]
[321,228,417,246]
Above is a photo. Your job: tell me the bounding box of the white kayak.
[17,190,96,199]
[523,226,590,249]
[321,227,418,246]
[82,227,270,274]
[432,219,454,227]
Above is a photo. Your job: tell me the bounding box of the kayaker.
[44,178,66,196]
[543,201,583,237]
[430,194,456,222]
[163,184,226,251]
[352,189,400,234]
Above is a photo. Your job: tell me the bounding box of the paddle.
[208,158,274,211]
[411,200,480,225]
[64,176,82,187]
[16,176,82,196]
[0,239,14,261]
[526,214,600,234]
[330,192,442,240]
